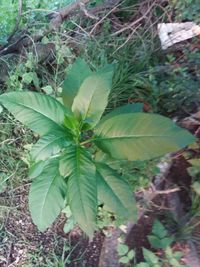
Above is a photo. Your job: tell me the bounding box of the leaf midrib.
[38,173,59,226]
[97,170,127,213]
[73,147,89,223]
[5,99,64,128]
[94,134,178,142]
[32,133,67,157]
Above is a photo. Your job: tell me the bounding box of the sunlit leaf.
[29,159,66,231]
[72,65,114,128]
[94,113,196,160]
[96,163,137,221]
[0,92,70,135]
[30,130,72,161]
[62,58,92,108]
[59,145,97,237]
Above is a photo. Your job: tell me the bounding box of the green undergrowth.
[0,111,33,185]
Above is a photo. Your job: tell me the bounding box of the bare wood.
[49,0,90,30]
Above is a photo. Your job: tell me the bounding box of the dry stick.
[89,2,122,35]
[111,1,156,36]
[50,0,90,29]
[113,24,141,53]
[79,2,99,20]
[113,1,164,53]
[154,188,180,194]
[71,21,91,38]
[141,8,172,53]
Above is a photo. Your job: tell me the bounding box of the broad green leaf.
[0,92,70,135]
[127,250,135,260]
[59,145,97,237]
[119,256,129,264]
[147,235,162,249]
[72,65,114,128]
[99,103,143,125]
[62,58,92,108]
[192,181,200,195]
[96,163,137,221]
[117,243,129,256]
[168,258,182,267]
[29,159,66,231]
[30,130,72,161]
[152,219,168,239]
[63,114,80,137]
[148,235,173,249]
[94,113,196,161]
[161,237,174,248]
[142,248,160,264]
[29,160,48,179]
[135,263,150,267]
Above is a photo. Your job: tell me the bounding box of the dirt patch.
[0,184,105,267]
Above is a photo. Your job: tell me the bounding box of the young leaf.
[94,113,196,161]
[30,130,72,161]
[161,237,174,248]
[117,243,129,256]
[127,250,135,260]
[148,235,162,249]
[142,248,160,265]
[59,145,97,237]
[72,65,114,128]
[62,58,92,108]
[96,163,137,221]
[0,92,70,135]
[152,219,168,239]
[119,256,129,264]
[29,159,66,231]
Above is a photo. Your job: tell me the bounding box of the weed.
[172,0,200,23]
[117,242,135,265]
[148,219,174,249]
[0,58,195,238]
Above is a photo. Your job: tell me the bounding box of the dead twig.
[154,188,180,194]
[111,1,156,36]
[113,24,141,53]
[89,1,122,35]
[49,0,90,30]
[79,2,99,20]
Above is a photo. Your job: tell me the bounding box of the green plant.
[172,0,200,23]
[148,219,174,249]
[0,0,77,44]
[7,52,40,92]
[0,58,195,238]
[133,247,161,267]
[117,243,135,265]
[133,247,188,267]
[188,158,200,180]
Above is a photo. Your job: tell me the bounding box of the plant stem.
[80,138,94,146]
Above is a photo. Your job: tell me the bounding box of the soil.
[0,184,105,267]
